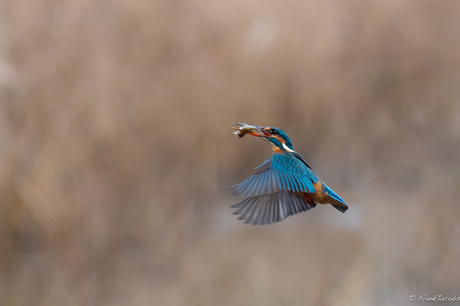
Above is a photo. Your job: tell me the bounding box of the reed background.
[1,0,460,305]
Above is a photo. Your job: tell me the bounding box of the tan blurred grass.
[1,0,460,305]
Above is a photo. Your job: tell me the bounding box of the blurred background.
[1,0,460,305]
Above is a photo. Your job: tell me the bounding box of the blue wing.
[231,190,316,225]
[231,153,319,197]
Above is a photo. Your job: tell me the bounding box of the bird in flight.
[231,123,348,225]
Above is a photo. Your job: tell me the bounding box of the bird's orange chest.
[272,147,285,154]
[311,181,328,203]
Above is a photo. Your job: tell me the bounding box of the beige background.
[1,0,460,305]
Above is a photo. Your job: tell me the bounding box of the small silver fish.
[232,122,265,138]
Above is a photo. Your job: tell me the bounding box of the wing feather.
[231,153,319,197]
[231,191,315,225]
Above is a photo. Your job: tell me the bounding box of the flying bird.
[231,123,348,225]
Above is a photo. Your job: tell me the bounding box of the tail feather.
[324,184,348,213]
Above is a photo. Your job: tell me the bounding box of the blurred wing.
[231,153,318,197]
[231,190,316,225]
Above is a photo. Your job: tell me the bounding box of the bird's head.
[233,123,294,153]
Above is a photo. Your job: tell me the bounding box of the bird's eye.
[271,129,278,135]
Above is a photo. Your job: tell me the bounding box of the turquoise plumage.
[231,123,348,225]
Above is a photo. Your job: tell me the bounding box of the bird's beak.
[232,123,271,138]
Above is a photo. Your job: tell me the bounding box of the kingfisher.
[231,123,348,225]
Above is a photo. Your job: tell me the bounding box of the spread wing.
[231,191,316,225]
[231,153,319,197]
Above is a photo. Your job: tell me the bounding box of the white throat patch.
[282,143,295,152]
